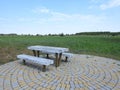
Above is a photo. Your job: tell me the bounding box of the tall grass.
[0,35,120,64]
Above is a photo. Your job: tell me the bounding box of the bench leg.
[46,54,49,58]
[32,50,36,56]
[23,59,26,65]
[37,51,40,57]
[42,65,46,72]
[65,57,68,62]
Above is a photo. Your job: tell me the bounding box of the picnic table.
[28,45,69,67]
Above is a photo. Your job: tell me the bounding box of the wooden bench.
[62,53,73,62]
[17,54,54,72]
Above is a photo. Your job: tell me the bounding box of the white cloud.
[22,8,103,24]
[17,17,36,22]
[32,7,72,22]
[0,18,6,21]
[0,17,12,25]
[17,18,26,22]
[32,7,50,14]
[90,0,101,3]
[0,17,9,22]
[49,12,72,21]
[32,7,105,23]
[100,0,120,10]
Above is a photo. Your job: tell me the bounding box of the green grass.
[0,35,120,64]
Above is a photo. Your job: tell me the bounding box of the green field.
[0,35,120,64]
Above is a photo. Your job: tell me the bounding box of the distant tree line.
[0,33,17,36]
[75,32,120,36]
[0,32,120,36]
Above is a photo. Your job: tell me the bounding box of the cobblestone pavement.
[0,54,120,90]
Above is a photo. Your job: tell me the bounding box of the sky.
[0,0,120,35]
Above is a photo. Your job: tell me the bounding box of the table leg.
[58,53,62,66]
[55,53,58,67]
[32,50,36,56]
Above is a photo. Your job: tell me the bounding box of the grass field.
[0,35,120,64]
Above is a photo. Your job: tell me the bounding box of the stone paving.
[0,54,120,90]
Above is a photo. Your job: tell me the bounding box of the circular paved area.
[0,54,120,90]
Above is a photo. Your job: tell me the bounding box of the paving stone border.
[0,54,120,90]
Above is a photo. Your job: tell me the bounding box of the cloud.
[17,18,26,22]
[90,0,101,3]
[32,7,72,22]
[0,18,5,21]
[1,7,106,27]
[0,17,9,21]
[32,7,96,21]
[49,12,72,21]
[32,7,105,23]
[100,0,120,10]
[0,17,12,24]
[32,7,50,14]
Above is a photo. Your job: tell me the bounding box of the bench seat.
[17,54,54,72]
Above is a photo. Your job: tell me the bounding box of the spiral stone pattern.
[0,54,120,90]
